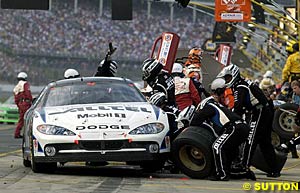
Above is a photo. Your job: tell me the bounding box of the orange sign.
[215,0,251,22]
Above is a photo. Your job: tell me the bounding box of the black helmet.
[141,58,163,81]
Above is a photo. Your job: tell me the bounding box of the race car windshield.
[44,81,146,106]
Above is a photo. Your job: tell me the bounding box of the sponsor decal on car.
[49,106,152,115]
[77,113,126,119]
[76,124,130,130]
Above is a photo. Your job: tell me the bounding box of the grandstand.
[0,0,214,85]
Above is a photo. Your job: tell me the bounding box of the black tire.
[271,131,281,147]
[251,146,288,174]
[31,159,57,173]
[273,103,297,140]
[140,160,165,173]
[22,138,31,167]
[23,159,31,167]
[30,135,57,173]
[172,126,216,179]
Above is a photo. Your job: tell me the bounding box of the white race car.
[22,77,170,173]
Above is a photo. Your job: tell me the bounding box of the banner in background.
[212,22,237,43]
[215,44,233,66]
[215,0,251,22]
[201,38,217,54]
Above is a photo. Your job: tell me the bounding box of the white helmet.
[171,63,183,74]
[211,78,226,91]
[217,64,240,87]
[17,72,27,80]
[64,69,80,79]
[263,70,273,78]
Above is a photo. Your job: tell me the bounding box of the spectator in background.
[282,43,300,83]
[259,70,276,100]
[0,0,215,85]
[282,80,300,159]
[291,80,300,106]
[13,72,32,139]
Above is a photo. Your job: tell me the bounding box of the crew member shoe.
[208,175,230,181]
[291,152,299,158]
[245,170,256,181]
[14,135,23,139]
[277,144,290,153]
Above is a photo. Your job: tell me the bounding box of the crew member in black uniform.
[218,64,280,178]
[141,58,180,139]
[190,78,250,181]
[95,59,118,77]
[142,59,176,106]
[95,43,118,77]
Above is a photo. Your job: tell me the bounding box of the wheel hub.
[179,145,206,171]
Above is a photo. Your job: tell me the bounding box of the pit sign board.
[215,0,251,22]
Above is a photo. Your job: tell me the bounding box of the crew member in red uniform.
[13,72,32,138]
[171,62,200,110]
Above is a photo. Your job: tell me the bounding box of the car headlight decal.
[129,123,164,135]
[37,124,76,136]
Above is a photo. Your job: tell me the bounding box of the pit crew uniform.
[232,78,280,177]
[190,96,249,181]
[13,80,32,138]
[173,75,200,111]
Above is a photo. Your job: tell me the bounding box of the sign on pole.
[215,0,251,22]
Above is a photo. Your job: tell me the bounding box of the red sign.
[215,0,251,22]
[150,32,180,74]
[217,44,232,66]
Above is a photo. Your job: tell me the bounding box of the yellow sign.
[242,182,299,191]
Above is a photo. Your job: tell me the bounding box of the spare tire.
[273,103,297,140]
[172,126,216,179]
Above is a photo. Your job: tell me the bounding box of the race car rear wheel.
[172,126,216,179]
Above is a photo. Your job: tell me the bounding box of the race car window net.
[44,81,146,107]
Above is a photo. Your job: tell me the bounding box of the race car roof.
[48,77,133,87]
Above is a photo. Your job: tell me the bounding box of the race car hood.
[34,102,164,131]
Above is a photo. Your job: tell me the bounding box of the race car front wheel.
[30,135,57,173]
[139,160,166,173]
[172,126,216,179]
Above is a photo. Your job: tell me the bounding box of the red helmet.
[185,47,203,66]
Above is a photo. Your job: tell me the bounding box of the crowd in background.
[0,0,214,85]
